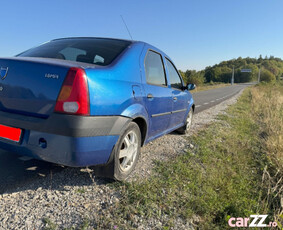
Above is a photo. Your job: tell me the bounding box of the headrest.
[76,55,93,64]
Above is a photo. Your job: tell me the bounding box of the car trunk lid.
[0,57,85,118]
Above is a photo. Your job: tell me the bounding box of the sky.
[0,0,283,71]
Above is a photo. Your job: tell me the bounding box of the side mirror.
[187,83,196,91]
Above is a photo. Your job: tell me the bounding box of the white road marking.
[198,91,239,108]
[18,156,33,161]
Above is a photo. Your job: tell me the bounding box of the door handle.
[147,94,154,99]
[173,97,177,101]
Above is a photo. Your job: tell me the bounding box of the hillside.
[180,56,283,85]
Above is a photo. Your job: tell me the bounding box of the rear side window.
[144,50,167,86]
[17,38,131,66]
[165,58,183,90]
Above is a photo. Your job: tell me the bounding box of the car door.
[165,58,189,128]
[143,50,173,138]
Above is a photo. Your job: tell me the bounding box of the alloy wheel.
[118,130,138,172]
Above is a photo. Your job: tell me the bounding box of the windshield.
[17,38,131,66]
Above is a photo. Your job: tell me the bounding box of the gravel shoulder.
[0,89,244,230]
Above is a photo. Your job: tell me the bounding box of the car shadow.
[0,150,112,195]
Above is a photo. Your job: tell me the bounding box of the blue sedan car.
[0,37,195,180]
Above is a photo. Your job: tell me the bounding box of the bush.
[187,74,205,85]
[260,69,276,82]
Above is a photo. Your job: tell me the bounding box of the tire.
[176,109,193,134]
[113,122,141,181]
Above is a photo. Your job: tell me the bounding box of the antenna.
[120,15,133,40]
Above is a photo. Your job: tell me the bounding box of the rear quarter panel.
[85,42,146,116]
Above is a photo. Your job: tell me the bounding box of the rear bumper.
[0,112,131,166]
[0,111,130,137]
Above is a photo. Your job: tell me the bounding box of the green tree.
[218,66,232,83]
[260,69,276,82]
[186,70,205,85]
[182,56,283,85]
[204,67,213,82]
[179,70,185,81]
[211,67,222,82]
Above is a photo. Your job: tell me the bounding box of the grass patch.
[76,188,86,194]
[97,83,282,229]
[43,217,90,230]
[43,217,57,230]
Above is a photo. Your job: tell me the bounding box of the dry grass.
[250,83,283,224]
[251,85,283,167]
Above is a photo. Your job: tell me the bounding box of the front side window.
[17,38,131,66]
[165,58,183,90]
[144,50,167,86]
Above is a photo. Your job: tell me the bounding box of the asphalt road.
[193,82,255,114]
[0,83,254,193]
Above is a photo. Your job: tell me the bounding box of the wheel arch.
[121,103,149,146]
[132,116,147,146]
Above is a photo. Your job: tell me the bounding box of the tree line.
[179,56,283,85]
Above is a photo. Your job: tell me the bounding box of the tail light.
[55,67,90,115]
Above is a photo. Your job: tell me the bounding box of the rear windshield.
[17,38,131,66]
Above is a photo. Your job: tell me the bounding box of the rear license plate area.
[0,124,22,143]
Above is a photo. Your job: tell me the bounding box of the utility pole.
[231,66,234,85]
[258,66,261,83]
